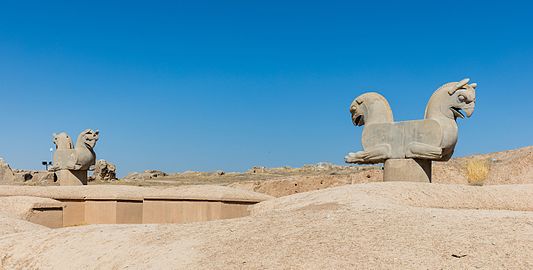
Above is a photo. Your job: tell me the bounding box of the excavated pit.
[0,185,272,227]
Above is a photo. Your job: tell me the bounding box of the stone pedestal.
[383,159,431,183]
[57,169,88,186]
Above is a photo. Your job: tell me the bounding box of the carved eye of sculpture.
[458,95,466,102]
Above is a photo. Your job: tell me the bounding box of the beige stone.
[0,196,64,228]
[345,78,477,182]
[84,199,143,224]
[90,159,117,181]
[0,158,15,183]
[116,201,143,224]
[50,129,99,185]
[62,199,85,226]
[142,199,253,224]
[0,185,271,226]
[27,207,63,228]
[383,159,431,182]
[57,169,87,185]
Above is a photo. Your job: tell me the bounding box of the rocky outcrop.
[89,160,117,181]
[0,159,15,183]
[13,170,57,184]
[124,170,167,181]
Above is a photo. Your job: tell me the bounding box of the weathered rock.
[0,159,15,183]
[248,166,266,174]
[89,160,117,181]
[124,170,167,180]
[38,172,57,184]
[13,170,57,184]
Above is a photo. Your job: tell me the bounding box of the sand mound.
[0,196,63,220]
[0,213,48,237]
[0,182,531,269]
[251,182,533,214]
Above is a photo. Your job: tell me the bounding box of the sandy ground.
[0,182,531,269]
[0,196,63,223]
[0,213,46,237]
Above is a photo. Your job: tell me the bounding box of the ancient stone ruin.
[89,160,117,181]
[49,129,99,185]
[345,78,477,182]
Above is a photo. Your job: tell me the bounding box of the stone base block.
[383,159,431,183]
[85,200,143,224]
[142,199,253,224]
[57,170,87,186]
[62,199,86,226]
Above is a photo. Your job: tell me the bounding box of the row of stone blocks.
[24,198,255,228]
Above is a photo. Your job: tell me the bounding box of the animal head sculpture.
[52,132,73,149]
[76,129,99,149]
[425,78,476,120]
[349,92,394,126]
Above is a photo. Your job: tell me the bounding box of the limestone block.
[84,200,116,224]
[57,170,87,185]
[27,207,63,228]
[115,201,143,224]
[62,199,86,226]
[383,159,431,182]
[84,199,143,224]
[142,199,253,224]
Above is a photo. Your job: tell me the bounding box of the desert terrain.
[0,182,531,269]
[111,146,532,196]
[0,146,530,269]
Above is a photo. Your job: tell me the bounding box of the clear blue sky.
[0,1,531,175]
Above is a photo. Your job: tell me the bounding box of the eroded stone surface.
[90,160,117,181]
[0,158,15,183]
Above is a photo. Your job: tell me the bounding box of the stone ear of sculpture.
[449,78,470,95]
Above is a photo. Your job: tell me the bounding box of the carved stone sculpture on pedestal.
[49,129,99,185]
[345,79,476,182]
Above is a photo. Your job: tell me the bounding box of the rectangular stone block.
[142,199,253,224]
[219,202,252,219]
[85,200,117,224]
[28,207,63,228]
[116,201,143,224]
[57,169,87,186]
[62,199,86,226]
[384,158,431,182]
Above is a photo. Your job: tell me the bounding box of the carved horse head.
[76,129,99,150]
[349,92,394,126]
[52,132,73,150]
[425,78,477,120]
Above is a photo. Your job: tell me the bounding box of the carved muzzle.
[83,130,100,149]
[350,99,365,126]
[449,78,476,119]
